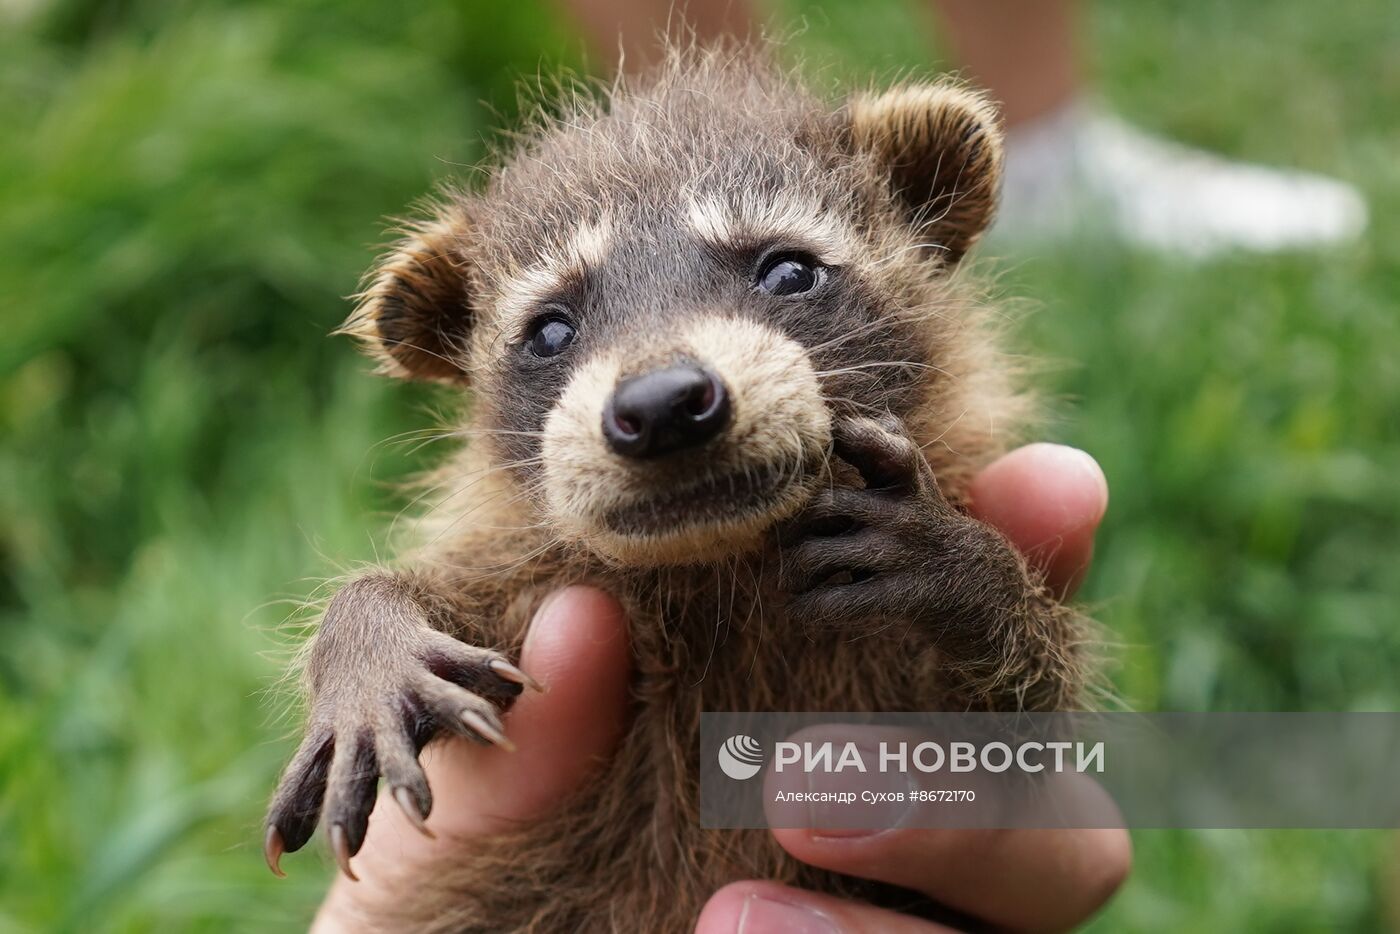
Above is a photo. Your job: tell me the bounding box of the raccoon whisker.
[450,515,556,534]
[813,368,889,382]
[655,565,678,649]
[351,428,464,482]
[901,303,957,328]
[803,324,893,360]
[825,313,898,345]
[417,485,536,553]
[919,406,971,453]
[815,360,954,379]
[691,562,727,687]
[747,596,766,679]
[400,434,468,459]
[398,458,540,515]
[724,550,741,642]
[389,456,543,542]
[816,393,886,417]
[488,533,569,575]
[420,453,545,489]
[454,427,548,440]
[368,427,463,449]
[389,475,470,527]
[415,457,542,516]
[438,533,565,578]
[865,241,953,270]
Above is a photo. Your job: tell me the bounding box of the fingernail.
[737,893,841,934]
[1041,443,1109,522]
[807,742,915,837]
[519,590,571,694]
[530,585,622,648]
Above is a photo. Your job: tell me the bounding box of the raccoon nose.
[602,364,731,459]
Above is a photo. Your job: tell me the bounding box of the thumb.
[968,443,1108,598]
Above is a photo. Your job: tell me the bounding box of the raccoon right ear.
[340,203,476,382]
[847,82,1004,266]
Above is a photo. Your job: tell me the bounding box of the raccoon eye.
[525,313,576,358]
[756,254,821,296]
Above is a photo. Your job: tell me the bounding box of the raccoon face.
[343,56,1002,565]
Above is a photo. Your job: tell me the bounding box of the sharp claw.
[329,823,359,882]
[834,420,916,492]
[489,658,545,693]
[263,825,286,878]
[393,786,435,839]
[461,709,516,751]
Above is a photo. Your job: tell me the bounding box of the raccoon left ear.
[848,82,1004,265]
[339,202,476,382]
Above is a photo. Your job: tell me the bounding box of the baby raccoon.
[265,46,1088,931]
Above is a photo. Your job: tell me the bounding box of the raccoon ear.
[340,203,475,382]
[848,83,1004,265]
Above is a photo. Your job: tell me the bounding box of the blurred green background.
[2,0,1397,929]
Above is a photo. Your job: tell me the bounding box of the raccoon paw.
[778,415,960,625]
[263,630,541,879]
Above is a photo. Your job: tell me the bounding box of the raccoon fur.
[264,44,1091,932]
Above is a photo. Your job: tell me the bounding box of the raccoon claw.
[264,634,535,875]
[779,415,954,624]
[394,785,435,838]
[831,414,931,494]
[461,708,516,751]
[263,727,332,874]
[263,825,286,878]
[489,658,546,693]
[329,823,359,881]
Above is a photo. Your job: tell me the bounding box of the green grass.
[2,0,1397,929]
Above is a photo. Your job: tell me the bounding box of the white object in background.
[992,100,1368,257]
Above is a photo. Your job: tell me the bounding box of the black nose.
[602,364,731,459]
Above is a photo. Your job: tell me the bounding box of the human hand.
[311,443,1121,933]
[697,442,1124,933]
